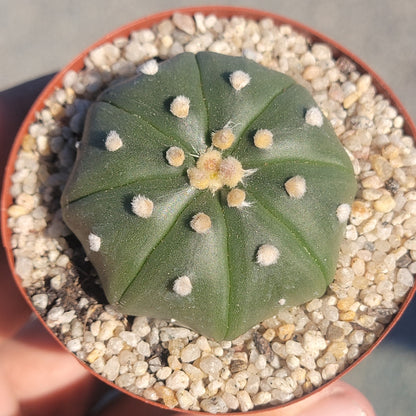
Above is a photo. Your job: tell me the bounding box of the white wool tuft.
[229,70,251,91]
[131,195,154,218]
[285,176,306,199]
[173,275,193,296]
[336,203,351,223]
[170,95,190,118]
[105,130,123,151]
[88,233,101,252]
[257,244,280,266]
[139,59,159,75]
[305,107,324,127]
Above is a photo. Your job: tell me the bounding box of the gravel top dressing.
[6,13,416,413]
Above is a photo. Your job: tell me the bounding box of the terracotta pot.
[1,6,415,414]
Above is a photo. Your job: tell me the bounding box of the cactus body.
[61,52,357,341]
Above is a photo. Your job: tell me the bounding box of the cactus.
[61,51,357,341]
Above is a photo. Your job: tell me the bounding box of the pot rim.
[1,5,415,415]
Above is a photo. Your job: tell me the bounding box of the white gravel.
[5,12,416,413]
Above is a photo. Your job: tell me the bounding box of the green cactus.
[61,51,357,341]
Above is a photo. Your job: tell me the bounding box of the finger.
[266,380,375,416]
[0,318,106,416]
[0,248,32,342]
[0,75,55,343]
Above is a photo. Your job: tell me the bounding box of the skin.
[0,77,375,416]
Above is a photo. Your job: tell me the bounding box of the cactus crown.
[61,51,357,341]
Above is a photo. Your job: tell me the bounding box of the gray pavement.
[1,1,415,415]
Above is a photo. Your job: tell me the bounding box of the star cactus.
[61,51,357,341]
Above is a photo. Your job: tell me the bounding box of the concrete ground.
[1,1,415,415]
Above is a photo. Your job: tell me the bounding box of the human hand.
[0,78,375,416]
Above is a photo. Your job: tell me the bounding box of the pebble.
[180,343,201,363]
[32,293,48,310]
[199,355,223,378]
[165,370,190,391]
[237,390,254,412]
[103,356,120,381]
[172,13,196,35]
[176,389,196,410]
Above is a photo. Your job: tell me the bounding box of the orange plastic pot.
[1,6,415,414]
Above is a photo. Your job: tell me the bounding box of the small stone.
[326,325,345,341]
[66,338,82,352]
[277,324,295,341]
[285,340,305,356]
[253,391,272,406]
[199,355,223,378]
[374,194,396,213]
[7,205,30,218]
[303,330,327,354]
[131,316,151,337]
[116,373,135,388]
[119,331,139,348]
[180,343,201,362]
[154,385,179,408]
[396,268,414,287]
[322,363,339,380]
[136,340,151,357]
[97,320,119,341]
[200,396,228,414]
[107,337,124,355]
[170,95,190,118]
[133,361,149,376]
[118,350,137,366]
[262,328,276,342]
[371,155,394,181]
[256,244,280,266]
[32,293,48,310]
[237,390,254,412]
[47,306,64,323]
[230,359,248,373]
[87,348,104,364]
[343,92,360,109]
[351,200,372,222]
[103,356,120,381]
[222,392,239,410]
[307,369,322,387]
[159,327,192,341]
[172,13,196,35]
[166,370,190,391]
[176,389,196,410]
[302,65,322,80]
[362,292,382,308]
[327,341,348,360]
[337,297,355,311]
